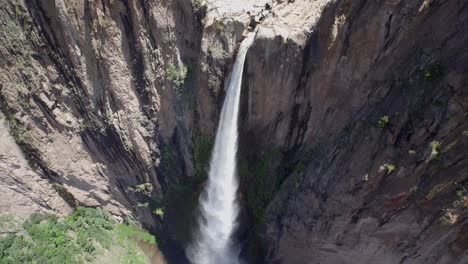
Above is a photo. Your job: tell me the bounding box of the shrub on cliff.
[166,63,187,86]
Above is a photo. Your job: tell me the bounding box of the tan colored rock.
[0,112,71,219]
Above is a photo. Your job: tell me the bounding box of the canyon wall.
[0,0,205,228]
[240,0,468,263]
[1,0,467,263]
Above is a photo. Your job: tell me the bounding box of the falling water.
[187,32,256,264]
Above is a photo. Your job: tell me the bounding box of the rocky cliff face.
[0,0,203,227]
[1,0,467,263]
[240,1,468,263]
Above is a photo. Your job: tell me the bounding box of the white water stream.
[187,32,256,264]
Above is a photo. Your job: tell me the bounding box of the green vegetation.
[2,3,36,82]
[383,163,396,174]
[213,20,226,33]
[166,63,187,86]
[162,146,176,171]
[105,110,117,124]
[135,183,153,194]
[136,203,149,208]
[363,174,369,182]
[152,208,165,219]
[163,147,174,161]
[98,16,113,29]
[0,214,18,232]
[181,62,198,110]
[430,140,441,159]
[114,223,157,264]
[456,188,466,197]
[0,95,31,147]
[193,0,206,10]
[456,181,468,197]
[78,114,101,133]
[3,7,31,54]
[0,94,42,170]
[0,207,156,264]
[293,161,306,188]
[378,115,390,129]
[159,182,198,244]
[119,244,147,264]
[247,149,280,226]
[7,116,31,145]
[142,134,214,245]
[408,150,417,155]
[114,223,156,246]
[194,134,214,183]
[129,183,153,196]
[207,46,214,56]
[0,207,113,263]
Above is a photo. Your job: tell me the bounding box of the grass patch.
[115,224,156,246]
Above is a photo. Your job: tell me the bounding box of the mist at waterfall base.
[186,32,256,264]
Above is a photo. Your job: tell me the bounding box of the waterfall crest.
[187,32,256,264]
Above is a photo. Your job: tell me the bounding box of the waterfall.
[187,31,256,264]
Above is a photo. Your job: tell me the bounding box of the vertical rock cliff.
[0,0,203,228]
[1,0,467,263]
[240,0,468,263]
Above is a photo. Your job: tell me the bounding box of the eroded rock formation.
[0,0,467,263]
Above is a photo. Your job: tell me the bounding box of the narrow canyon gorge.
[0,0,467,263]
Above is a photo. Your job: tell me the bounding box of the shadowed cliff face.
[1,0,467,263]
[240,0,468,263]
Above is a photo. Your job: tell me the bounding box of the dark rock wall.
[241,1,468,263]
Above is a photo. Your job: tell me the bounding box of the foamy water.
[186,32,256,264]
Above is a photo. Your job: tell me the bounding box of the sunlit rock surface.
[0,0,467,263]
